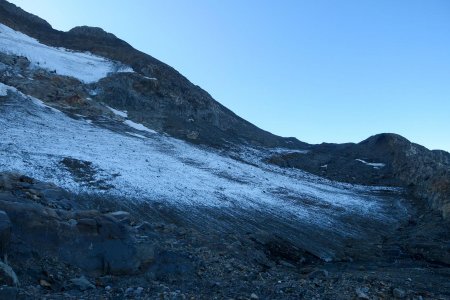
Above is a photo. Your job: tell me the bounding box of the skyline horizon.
[8,0,450,152]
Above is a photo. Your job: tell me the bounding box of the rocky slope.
[0,0,449,299]
[269,133,450,219]
[1,172,448,299]
[0,0,305,148]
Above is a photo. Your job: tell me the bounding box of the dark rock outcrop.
[67,26,118,40]
[0,173,154,276]
[269,133,450,218]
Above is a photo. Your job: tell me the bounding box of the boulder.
[69,275,95,291]
[393,288,406,299]
[0,199,154,276]
[106,211,131,225]
[355,287,370,300]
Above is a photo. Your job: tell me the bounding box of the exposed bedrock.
[0,173,154,276]
[269,133,450,219]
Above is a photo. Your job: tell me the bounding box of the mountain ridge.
[270,132,450,218]
[1,0,448,153]
[0,0,306,149]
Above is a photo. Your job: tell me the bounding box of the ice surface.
[0,24,133,83]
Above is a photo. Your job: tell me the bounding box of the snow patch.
[0,82,15,96]
[0,82,60,113]
[106,105,128,118]
[126,132,147,139]
[30,96,61,113]
[271,148,309,155]
[105,103,156,134]
[355,159,385,169]
[0,24,133,83]
[123,120,156,134]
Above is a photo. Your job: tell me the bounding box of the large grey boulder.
[68,275,95,291]
[0,173,155,276]
[0,200,154,275]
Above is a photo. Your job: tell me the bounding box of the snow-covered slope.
[0,19,409,258]
[0,87,383,210]
[0,19,410,260]
[0,24,133,83]
[0,86,408,260]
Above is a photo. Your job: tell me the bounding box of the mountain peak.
[68,26,118,40]
[0,0,52,30]
[359,133,412,149]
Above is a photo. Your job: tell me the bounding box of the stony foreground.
[0,173,449,299]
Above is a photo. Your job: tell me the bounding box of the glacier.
[0,86,406,251]
[0,24,133,83]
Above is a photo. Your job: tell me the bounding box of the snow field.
[0,87,403,238]
[0,24,133,83]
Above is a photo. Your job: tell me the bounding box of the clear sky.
[9,0,450,151]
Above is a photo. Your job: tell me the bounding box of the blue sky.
[10,0,450,151]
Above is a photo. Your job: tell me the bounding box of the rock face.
[269,133,450,218]
[0,0,304,149]
[68,26,118,40]
[0,173,154,276]
[68,275,96,291]
[1,172,449,299]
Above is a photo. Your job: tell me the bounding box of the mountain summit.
[0,1,449,298]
